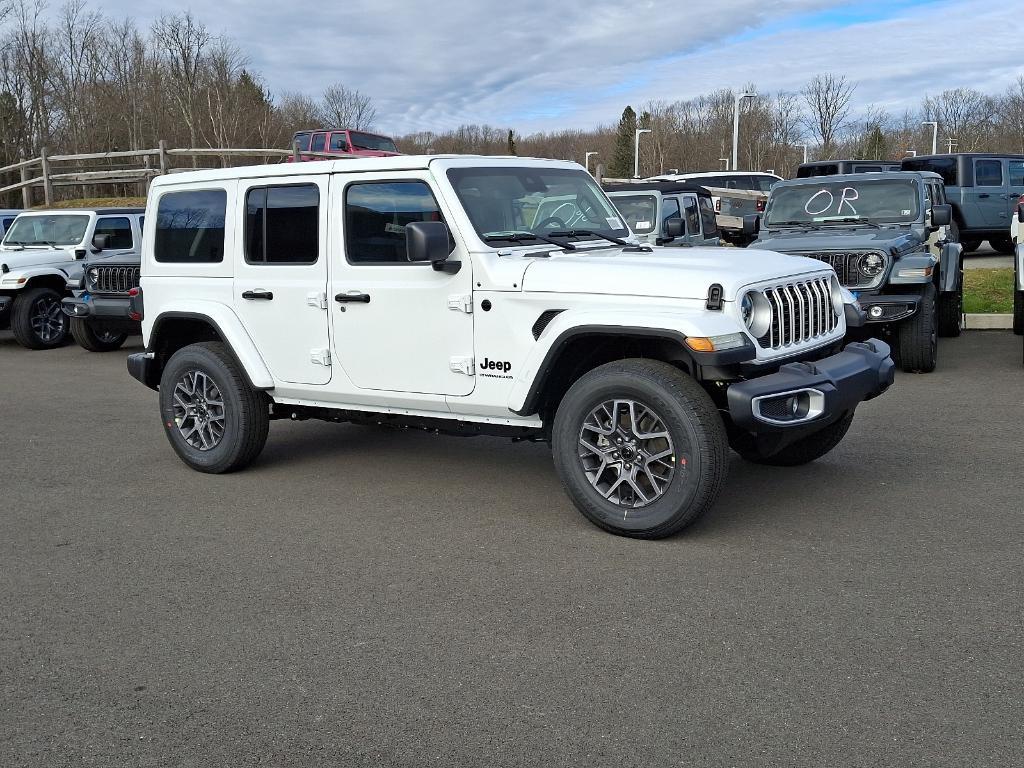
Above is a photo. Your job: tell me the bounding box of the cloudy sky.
[110,0,1019,135]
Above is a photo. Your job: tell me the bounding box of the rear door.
[1007,160,1024,222]
[233,175,331,385]
[970,158,1008,227]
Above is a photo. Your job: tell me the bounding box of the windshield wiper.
[547,229,630,246]
[483,231,577,251]
[770,220,821,229]
[834,217,882,228]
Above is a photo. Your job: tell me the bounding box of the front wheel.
[158,341,269,473]
[10,286,69,349]
[731,412,855,466]
[897,284,937,373]
[70,318,127,352]
[551,359,728,539]
[937,288,963,338]
[1014,288,1023,336]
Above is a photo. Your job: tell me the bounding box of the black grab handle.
[335,293,371,303]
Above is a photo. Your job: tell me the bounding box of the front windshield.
[447,167,629,243]
[3,214,89,246]
[609,194,657,234]
[765,179,921,226]
[350,132,398,153]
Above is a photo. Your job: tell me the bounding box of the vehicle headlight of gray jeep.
[740,290,773,338]
[87,267,99,286]
[857,252,885,278]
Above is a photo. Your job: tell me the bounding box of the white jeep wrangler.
[0,208,144,349]
[127,156,895,539]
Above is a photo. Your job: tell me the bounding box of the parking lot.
[1,330,1021,767]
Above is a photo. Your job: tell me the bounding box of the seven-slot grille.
[756,276,838,349]
[89,265,140,294]
[792,251,882,289]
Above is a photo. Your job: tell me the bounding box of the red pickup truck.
[291,129,400,160]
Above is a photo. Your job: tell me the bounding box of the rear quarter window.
[154,189,227,263]
[902,158,958,186]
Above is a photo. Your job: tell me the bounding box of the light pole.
[634,128,651,178]
[922,121,938,155]
[797,143,809,164]
[584,151,598,174]
[731,90,756,172]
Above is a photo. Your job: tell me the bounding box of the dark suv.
[750,171,962,373]
[901,153,1024,254]
[797,160,902,177]
[62,250,141,351]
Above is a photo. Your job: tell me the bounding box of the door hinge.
[449,356,475,375]
[307,291,328,310]
[448,294,474,314]
[311,348,331,366]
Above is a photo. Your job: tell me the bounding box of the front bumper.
[726,339,894,439]
[127,351,158,390]
[852,292,922,324]
[62,293,137,325]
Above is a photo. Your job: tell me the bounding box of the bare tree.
[320,83,376,130]
[802,74,856,157]
[152,11,211,164]
[922,88,995,152]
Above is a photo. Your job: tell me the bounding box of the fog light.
[869,305,884,319]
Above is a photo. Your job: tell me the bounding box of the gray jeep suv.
[750,171,963,373]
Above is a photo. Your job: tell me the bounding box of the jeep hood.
[520,246,832,301]
[0,247,77,271]
[751,228,917,254]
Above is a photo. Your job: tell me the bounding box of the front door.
[970,158,1007,228]
[329,173,475,396]
[233,176,331,385]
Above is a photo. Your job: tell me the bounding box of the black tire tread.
[552,359,728,539]
[1013,288,1023,336]
[897,284,937,373]
[937,291,962,338]
[70,318,127,352]
[159,341,269,473]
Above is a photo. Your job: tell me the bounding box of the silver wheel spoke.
[172,368,226,452]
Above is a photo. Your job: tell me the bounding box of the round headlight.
[87,267,99,285]
[858,253,884,277]
[741,290,773,338]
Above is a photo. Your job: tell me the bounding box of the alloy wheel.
[172,369,226,451]
[30,295,66,343]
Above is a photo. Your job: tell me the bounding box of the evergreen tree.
[608,106,637,178]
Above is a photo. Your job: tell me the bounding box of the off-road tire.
[551,359,728,539]
[10,286,69,349]
[158,341,269,474]
[1013,288,1023,336]
[897,283,938,373]
[960,238,981,254]
[731,412,855,467]
[70,318,128,352]
[989,235,1015,255]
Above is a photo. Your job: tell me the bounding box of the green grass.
[963,268,1014,313]
[32,197,146,209]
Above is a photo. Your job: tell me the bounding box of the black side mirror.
[91,233,109,252]
[1017,203,1024,224]
[406,221,458,273]
[741,214,760,236]
[931,204,952,227]
[665,218,684,238]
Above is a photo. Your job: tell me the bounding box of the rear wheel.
[960,238,981,254]
[70,318,127,352]
[551,359,728,539]
[731,413,855,466]
[989,235,1015,255]
[10,287,68,349]
[897,284,938,373]
[158,341,269,473]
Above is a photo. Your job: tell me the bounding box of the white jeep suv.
[0,208,144,348]
[127,156,894,539]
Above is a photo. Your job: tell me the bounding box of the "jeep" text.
[481,357,511,373]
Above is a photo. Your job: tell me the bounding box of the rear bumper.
[726,339,894,438]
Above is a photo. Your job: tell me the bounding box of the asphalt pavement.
[1,330,1022,767]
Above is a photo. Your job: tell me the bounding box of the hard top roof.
[905,152,1024,160]
[603,181,712,196]
[776,170,941,184]
[18,207,144,215]
[150,155,585,187]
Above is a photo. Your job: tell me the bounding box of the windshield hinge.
[449,356,475,375]
[310,348,331,366]
[448,294,473,314]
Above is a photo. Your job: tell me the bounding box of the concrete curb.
[965,313,1013,329]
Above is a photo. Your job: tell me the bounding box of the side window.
[345,181,446,264]
[975,159,1003,187]
[245,184,319,264]
[698,196,718,235]
[294,133,311,152]
[329,133,349,152]
[2,217,16,229]
[662,197,681,233]
[310,133,326,153]
[154,189,227,263]
[94,216,133,249]
[1009,161,1024,187]
[683,198,700,233]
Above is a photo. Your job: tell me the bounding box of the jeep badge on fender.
[127,154,894,540]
